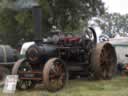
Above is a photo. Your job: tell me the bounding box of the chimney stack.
[32,6,42,41]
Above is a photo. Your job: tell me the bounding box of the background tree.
[91,13,128,38]
[46,0,105,31]
[0,0,105,47]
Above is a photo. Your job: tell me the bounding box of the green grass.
[1,76,128,96]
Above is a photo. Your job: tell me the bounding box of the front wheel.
[43,58,68,92]
[12,59,36,90]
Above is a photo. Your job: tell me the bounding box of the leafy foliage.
[46,0,105,31]
[0,0,105,47]
[91,13,128,38]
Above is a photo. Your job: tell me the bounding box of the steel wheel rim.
[43,58,67,92]
[49,61,65,90]
[12,59,35,90]
[99,43,117,79]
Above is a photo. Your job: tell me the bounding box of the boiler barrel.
[26,44,58,64]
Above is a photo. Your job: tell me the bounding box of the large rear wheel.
[91,42,117,80]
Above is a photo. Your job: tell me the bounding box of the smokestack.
[32,6,42,41]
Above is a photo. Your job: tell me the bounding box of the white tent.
[109,37,128,64]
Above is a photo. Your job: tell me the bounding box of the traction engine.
[12,27,117,92]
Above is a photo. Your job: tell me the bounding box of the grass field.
[0,76,128,96]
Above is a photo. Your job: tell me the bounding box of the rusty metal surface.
[12,58,36,90]
[91,42,117,79]
[12,58,25,75]
[43,58,67,92]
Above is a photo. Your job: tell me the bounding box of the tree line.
[0,0,105,47]
[90,13,128,38]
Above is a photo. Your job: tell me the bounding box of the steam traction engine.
[12,27,117,92]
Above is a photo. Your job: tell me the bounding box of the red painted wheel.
[43,58,68,92]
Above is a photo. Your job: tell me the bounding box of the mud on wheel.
[91,42,117,80]
[12,59,35,90]
[43,58,68,92]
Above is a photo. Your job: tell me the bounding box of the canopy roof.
[109,37,128,46]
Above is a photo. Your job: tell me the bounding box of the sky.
[92,0,128,41]
[102,0,128,14]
